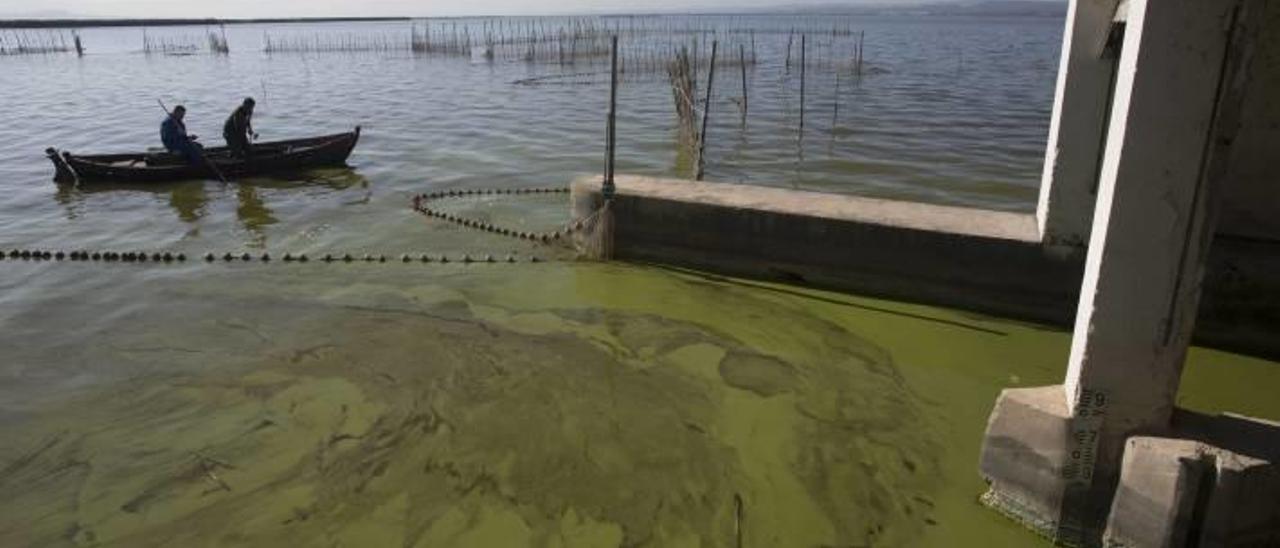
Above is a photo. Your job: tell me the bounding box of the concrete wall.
[572,175,1280,360]
[573,175,1085,327]
[1218,0,1280,241]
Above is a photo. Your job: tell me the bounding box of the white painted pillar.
[1036,0,1121,246]
[1063,0,1254,480]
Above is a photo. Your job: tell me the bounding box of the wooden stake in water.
[832,67,840,130]
[739,44,748,120]
[799,34,806,135]
[696,39,717,182]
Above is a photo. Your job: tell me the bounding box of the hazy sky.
[0,0,970,19]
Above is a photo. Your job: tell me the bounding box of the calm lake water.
[2,14,1278,548]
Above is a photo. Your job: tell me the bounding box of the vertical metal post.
[604,35,619,199]
[696,40,718,181]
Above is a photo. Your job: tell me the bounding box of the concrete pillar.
[1035,0,1122,247]
[1062,0,1251,478]
[1059,0,1259,538]
[980,0,1258,543]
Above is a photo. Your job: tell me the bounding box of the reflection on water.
[51,167,369,244]
[169,182,207,222]
[236,186,276,247]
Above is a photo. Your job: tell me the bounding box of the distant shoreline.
[0,5,1065,30]
[0,17,413,29]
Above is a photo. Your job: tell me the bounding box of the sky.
[0,0,1051,19]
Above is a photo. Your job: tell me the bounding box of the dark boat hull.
[47,127,361,183]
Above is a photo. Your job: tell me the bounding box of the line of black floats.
[412,186,585,243]
[2,249,542,264]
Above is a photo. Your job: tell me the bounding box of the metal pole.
[696,39,717,181]
[604,35,618,198]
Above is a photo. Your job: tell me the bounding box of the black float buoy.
[485,255,495,263]
[260,253,270,262]
[343,253,354,263]
[241,253,251,261]
[205,253,215,262]
[297,254,308,263]
[506,255,516,263]
[54,251,64,261]
[530,256,541,263]
[401,254,411,263]
[440,255,449,263]
[283,253,294,262]
[91,252,102,261]
[420,254,432,263]
[163,253,174,262]
[224,253,234,262]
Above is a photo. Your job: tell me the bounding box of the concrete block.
[978,386,1077,540]
[1104,433,1280,548]
[1103,438,1212,547]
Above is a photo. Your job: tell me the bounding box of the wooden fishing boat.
[46,127,361,183]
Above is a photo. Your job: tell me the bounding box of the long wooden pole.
[696,39,717,181]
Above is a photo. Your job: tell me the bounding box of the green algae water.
[2,262,1277,547]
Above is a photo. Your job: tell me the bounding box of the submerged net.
[576,198,614,261]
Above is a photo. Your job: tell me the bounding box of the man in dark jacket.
[160,105,201,163]
[223,97,258,157]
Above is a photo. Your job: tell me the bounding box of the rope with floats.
[410,186,593,244]
[0,248,544,265]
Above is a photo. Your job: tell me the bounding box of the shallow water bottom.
[0,262,1276,547]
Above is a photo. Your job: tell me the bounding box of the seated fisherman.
[223,97,258,158]
[160,105,201,163]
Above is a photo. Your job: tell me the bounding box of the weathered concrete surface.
[1057,0,1248,519]
[1036,0,1123,246]
[977,386,1079,541]
[572,175,1083,328]
[1186,0,1280,243]
[1104,434,1280,547]
[1103,438,1218,547]
[571,175,1280,360]
[979,391,1280,547]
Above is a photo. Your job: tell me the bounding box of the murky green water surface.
[2,14,1278,548]
[2,263,1277,547]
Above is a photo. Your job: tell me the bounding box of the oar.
[157,100,230,184]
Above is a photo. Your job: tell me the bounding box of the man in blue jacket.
[160,105,201,163]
